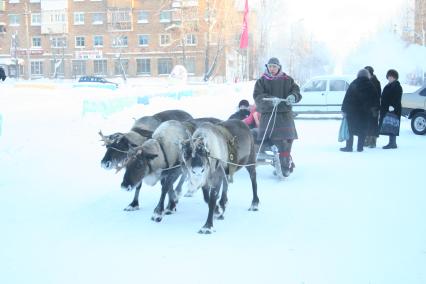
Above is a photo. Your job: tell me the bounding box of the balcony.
[172,0,199,8]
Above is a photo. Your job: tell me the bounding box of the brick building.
[0,0,257,81]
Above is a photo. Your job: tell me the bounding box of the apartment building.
[0,0,256,81]
[415,0,426,46]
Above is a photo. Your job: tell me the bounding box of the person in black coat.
[0,66,6,81]
[340,69,377,152]
[229,99,250,120]
[364,66,381,148]
[379,69,402,149]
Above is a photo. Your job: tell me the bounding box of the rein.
[256,103,279,161]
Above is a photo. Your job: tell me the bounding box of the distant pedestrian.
[379,69,402,149]
[229,99,251,120]
[0,66,6,81]
[340,69,377,152]
[364,66,381,148]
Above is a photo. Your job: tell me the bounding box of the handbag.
[379,112,400,136]
[338,117,350,142]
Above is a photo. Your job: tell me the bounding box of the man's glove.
[286,94,296,105]
[389,106,395,112]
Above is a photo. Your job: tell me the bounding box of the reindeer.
[181,119,259,234]
[99,109,192,211]
[120,118,224,222]
[120,120,192,222]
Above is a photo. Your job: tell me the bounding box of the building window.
[48,12,67,25]
[74,12,85,25]
[114,59,129,76]
[112,36,128,47]
[94,59,107,75]
[51,36,67,48]
[93,35,103,47]
[136,58,151,75]
[157,58,172,75]
[31,61,43,77]
[159,10,171,23]
[92,12,104,25]
[138,34,149,46]
[137,11,149,23]
[75,36,85,48]
[31,13,41,26]
[9,0,20,3]
[185,34,197,46]
[73,60,86,76]
[50,59,64,77]
[110,9,131,31]
[178,56,196,74]
[159,34,171,46]
[9,15,20,26]
[30,0,41,2]
[32,37,41,48]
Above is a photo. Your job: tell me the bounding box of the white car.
[295,75,354,113]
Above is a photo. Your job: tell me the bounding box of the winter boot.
[279,152,295,177]
[383,135,397,149]
[340,136,353,152]
[357,134,365,152]
[368,136,377,148]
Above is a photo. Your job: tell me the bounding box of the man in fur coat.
[253,57,302,177]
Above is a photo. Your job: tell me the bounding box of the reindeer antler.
[98,130,112,146]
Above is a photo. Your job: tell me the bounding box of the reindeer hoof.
[164,208,176,215]
[124,205,139,211]
[215,215,225,220]
[151,213,163,222]
[248,204,259,211]
[198,227,215,234]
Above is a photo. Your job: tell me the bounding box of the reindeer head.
[99,131,140,170]
[120,141,160,191]
[182,137,211,188]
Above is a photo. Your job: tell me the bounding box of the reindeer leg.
[202,187,210,203]
[215,178,228,220]
[174,168,187,199]
[165,168,182,215]
[124,183,141,211]
[151,178,169,222]
[247,164,259,211]
[198,174,223,234]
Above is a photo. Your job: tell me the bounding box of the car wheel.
[411,112,426,135]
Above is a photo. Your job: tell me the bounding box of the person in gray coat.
[253,57,301,177]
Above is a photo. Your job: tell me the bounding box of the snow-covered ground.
[0,80,425,284]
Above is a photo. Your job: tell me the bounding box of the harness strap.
[159,142,169,169]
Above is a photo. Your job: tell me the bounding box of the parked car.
[296,75,354,113]
[74,76,118,90]
[401,85,426,135]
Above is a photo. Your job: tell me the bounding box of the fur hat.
[267,57,281,67]
[238,99,250,109]
[386,69,399,80]
[357,69,370,78]
[364,66,374,75]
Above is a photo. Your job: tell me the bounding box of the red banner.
[239,0,249,49]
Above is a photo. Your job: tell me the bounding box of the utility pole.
[25,3,31,80]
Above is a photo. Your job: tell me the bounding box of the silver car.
[402,86,426,135]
